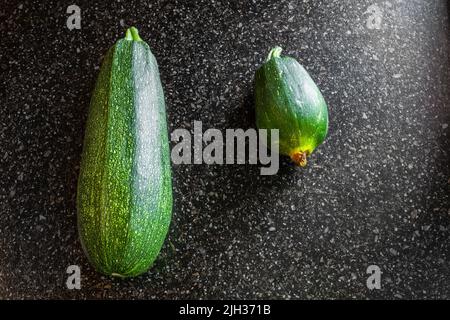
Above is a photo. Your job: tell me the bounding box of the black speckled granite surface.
[0,0,449,299]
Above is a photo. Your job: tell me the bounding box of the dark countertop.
[0,0,449,299]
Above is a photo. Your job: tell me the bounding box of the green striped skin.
[255,47,328,167]
[77,27,172,277]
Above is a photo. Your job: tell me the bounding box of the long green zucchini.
[255,47,329,166]
[77,27,172,277]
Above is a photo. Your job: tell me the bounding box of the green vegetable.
[77,27,172,277]
[255,46,329,166]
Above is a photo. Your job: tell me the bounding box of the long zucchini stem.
[266,46,283,61]
[125,26,143,42]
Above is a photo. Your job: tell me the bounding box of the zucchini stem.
[111,272,127,278]
[291,151,308,167]
[266,46,283,61]
[125,26,143,42]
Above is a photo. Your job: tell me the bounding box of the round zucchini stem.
[291,151,308,167]
[125,26,143,42]
[266,46,283,61]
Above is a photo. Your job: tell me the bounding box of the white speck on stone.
[393,74,402,78]
[442,123,448,129]
[269,226,276,232]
